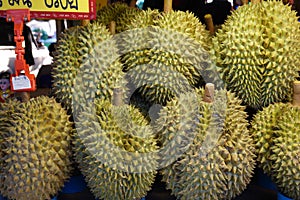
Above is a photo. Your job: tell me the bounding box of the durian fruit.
[52,22,124,116]
[0,99,19,169]
[96,2,141,33]
[118,9,218,105]
[73,96,158,200]
[213,0,300,109]
[251,90,300,199]
[52,25,83,112]
[157,87,256,199]
[0,96,73,200]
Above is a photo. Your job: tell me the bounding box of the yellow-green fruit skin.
[96,2,141,33]
[73,99,158,200]
[120,10,216,105]
[251,103,300,200]
[159,89,256,200]
[0,96,73,200]
[213,1,300,109]
[52,22,124,116]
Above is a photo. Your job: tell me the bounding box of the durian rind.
[251,103,300,200]
[0,96,73,200]
[159,89,256,200]
[73,99,158,200]
[213,1,300,109]
[119,10,217,105]
[52,22,112,111]
[96,2,141,33]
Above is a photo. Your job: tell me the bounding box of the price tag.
[11,75,32,90]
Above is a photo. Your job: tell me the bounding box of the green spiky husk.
[73,99,158,200]
[96,2,141,33]
[251,103,300,199]
[52,22,124,117]
[158,89,256,199]
[118,10,217,105]
[213,1,300,109]
[0,96,73,200]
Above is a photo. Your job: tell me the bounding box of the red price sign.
[0,0,96,19]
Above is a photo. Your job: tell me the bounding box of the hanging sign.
[0,0,96,19]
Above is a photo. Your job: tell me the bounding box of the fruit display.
[0,96,73,200]
[213,0,300,109]
[158,87,256,199]
[251,101,300,200]
[73,96,158,200]
[1,0,299,199]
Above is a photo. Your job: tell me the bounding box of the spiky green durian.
[115,6,141,33]
[158,89,256,200]
[52,22,124,116]
[213,1,300,109]
[0,96,73,200]
[73,98,158,200]
[251,102,300,200]
[96,2,140,33]
[0,99,19,170]
[52,25,83,112]
[118,10,217,105]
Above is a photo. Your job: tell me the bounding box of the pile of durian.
[1,0,299,199]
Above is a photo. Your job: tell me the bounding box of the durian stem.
[109,21,116,35]
[81,20,90,26]
[203,83,215,103]
[204,14,215,35]
[129,0,136,8]
[251,0,261,4]
[164,0,172,12]
[15,91,30,102]
[293,81,300,107]
[241,0,249,5]
[113,87,123,106]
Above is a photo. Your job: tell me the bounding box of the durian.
[213,0,300,109]
[157,87,256,199]
[118,9,218,105]
[96,2,141,33]
[0,96,73,200]
[73,96,158,200]
[52,25,83,112]
[52,22,124,116]
[251,101,300,199]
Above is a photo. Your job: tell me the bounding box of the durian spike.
[109,21,116,35]
[81,20,90,26]
[251,0,261,4]
[129,0,137,8]
[113,87,124,106]
[203,83,215,103]
[292,81,300,107]
[164,0,172,13]
[204,14,215,35]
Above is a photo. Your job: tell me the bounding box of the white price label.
[12,75,32,90]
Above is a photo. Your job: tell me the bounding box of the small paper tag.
[12,75,32,90]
